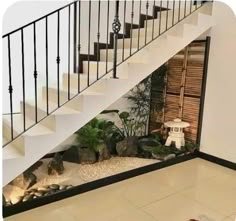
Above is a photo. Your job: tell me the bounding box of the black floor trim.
[3,153,196,218]
[197,151,236,170]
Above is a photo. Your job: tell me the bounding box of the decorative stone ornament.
[164,118,190,149]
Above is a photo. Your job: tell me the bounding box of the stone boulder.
[48,153,64,175]
[116,136,138,157]
[78,147,96,164]
[11,172,37,190]
[63,146,80,163]
[98,143,111,161]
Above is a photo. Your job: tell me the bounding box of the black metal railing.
[2,0,213,147]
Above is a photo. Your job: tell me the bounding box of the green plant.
[75,118,115,152]
[150,64,168,114]
[101,110,144,138]
[126,76,152,135]
[181,141,198,153]
[125,64,168,136]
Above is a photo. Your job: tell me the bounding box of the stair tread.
[25,99,81,115]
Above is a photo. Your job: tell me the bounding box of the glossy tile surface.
[5,158,236,221]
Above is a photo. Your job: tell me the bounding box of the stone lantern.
[164,118,190,149]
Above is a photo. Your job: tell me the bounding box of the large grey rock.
[116,136,138,157]
[48,153,64,175]
[78,147,96,164]
[98,144,111,161]
[164,154,176,161]
[11,172,37,190]
[63,146,80,163]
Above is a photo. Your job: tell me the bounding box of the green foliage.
[75,118,115,152]
[125,64,168,136]
[101,110,144,138]
[126,76,151,136]
[150,64,168,113]
[181,141,198,153]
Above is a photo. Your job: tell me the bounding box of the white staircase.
[2,3,214,186]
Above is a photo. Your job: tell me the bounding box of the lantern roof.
[164,118,190,128]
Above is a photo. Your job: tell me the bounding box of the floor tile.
[143,193,226,221]
[142,158,235,191]
[111,208,157,221]
[180,174,236,216]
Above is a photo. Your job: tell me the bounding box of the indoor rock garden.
[3,65,198,207]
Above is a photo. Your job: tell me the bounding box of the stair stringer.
[2,3,213,186]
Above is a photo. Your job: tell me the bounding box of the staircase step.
[3,113,54,142]
[62,73,112,91]
[3,142,23,160]
[100,48,138,62]
[83,61,113,76]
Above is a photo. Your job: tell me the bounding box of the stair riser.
[42,87,83,111]
[21,102,57,131]
[62,74,97,91]
[82,62,113,76]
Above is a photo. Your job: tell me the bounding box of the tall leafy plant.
[101,110,144,138]
[126,64,168,136]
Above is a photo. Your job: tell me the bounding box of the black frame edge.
[196,36,211,145]
[197,151,236,170]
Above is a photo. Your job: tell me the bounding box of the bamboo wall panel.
[166,59,183,94]
[149,41,206,143]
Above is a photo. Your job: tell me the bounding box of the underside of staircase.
[2,2,214,186]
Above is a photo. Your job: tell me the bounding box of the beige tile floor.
[4,158,236,221]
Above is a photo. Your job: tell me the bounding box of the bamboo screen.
[149,41,206,143]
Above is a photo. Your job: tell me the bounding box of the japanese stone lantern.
[164,118,190,149]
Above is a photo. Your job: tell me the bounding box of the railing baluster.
[145,1,149,45]
[184,0,187,17]
[122,0,126,61]
[152,0,156,40]
[96,0,101,80]
[87,0,91,87]
[112,0,121,78]
[56,11,60,107]
[178,0,181,21]
[21,29,26,131]
[45,17,49,114]
[33,22,38,123]
[7,35,14,140]
[130,0,134,56]
[105,0,110,73]
[159,0,162,35]
[190,0,193,14]
[68,6,71,100]
[166,0,169,31]
[137,0,141,49]
[78,0,81,93]
[73,2,77,73]
[172,0,176,26]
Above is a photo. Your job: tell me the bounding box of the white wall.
[200,2,236,163]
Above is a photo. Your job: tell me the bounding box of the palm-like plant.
[75,118,116,152]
